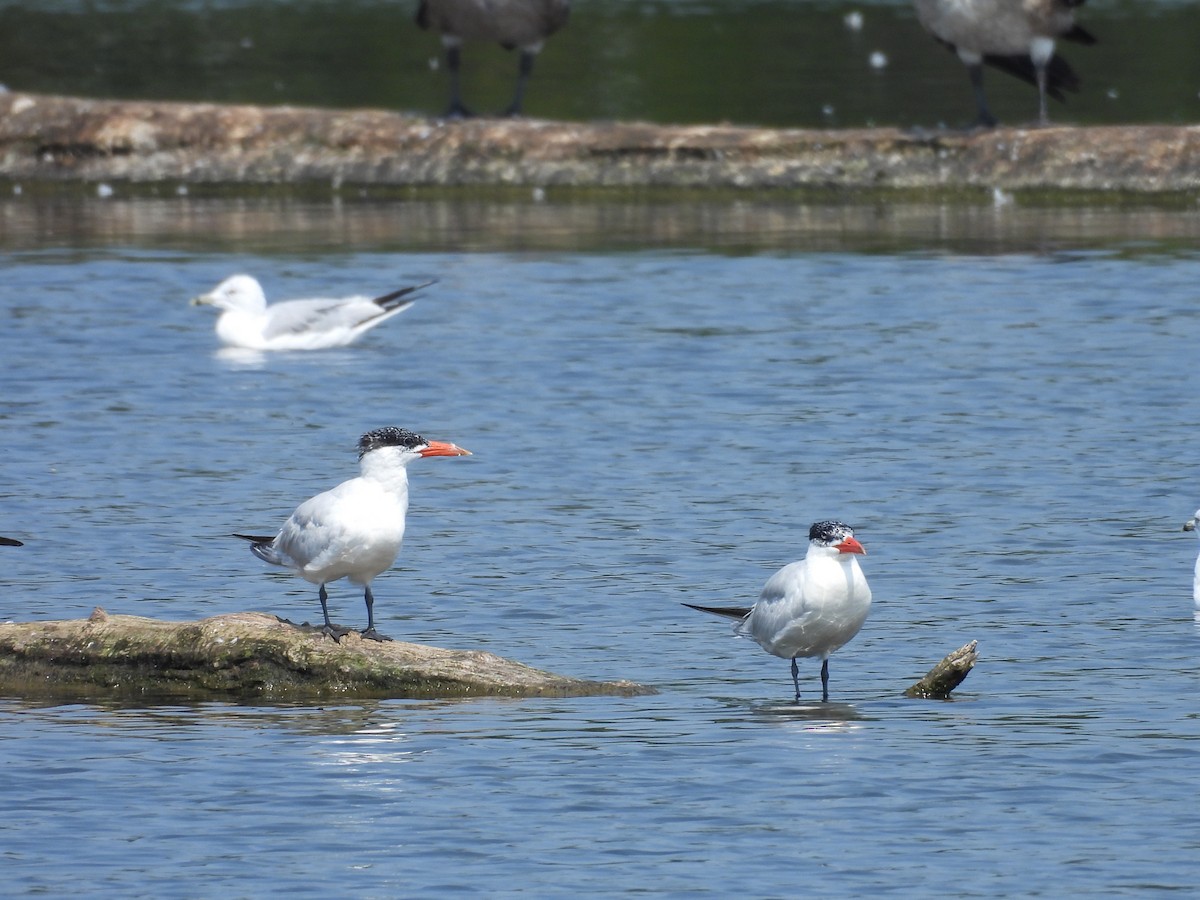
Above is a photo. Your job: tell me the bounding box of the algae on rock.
[0,607,654,701]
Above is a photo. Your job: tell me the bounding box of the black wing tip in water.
[682,602,753,620]
[0,536,23,546]
[372,280,438,310]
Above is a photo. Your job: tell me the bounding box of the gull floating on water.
[190,275,435,350]
[684,521,872,703]
[234,427,471,642]
[1183,510,1200,609]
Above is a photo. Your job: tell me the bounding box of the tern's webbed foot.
[321,624,355,642]
[359,627,394,643]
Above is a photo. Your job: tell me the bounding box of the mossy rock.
[0,608,654,702]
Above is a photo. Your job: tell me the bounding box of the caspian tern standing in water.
[190,275,435,350]
[685,521,872,702]
[1182,509,1200,609]
[235,427,471,642]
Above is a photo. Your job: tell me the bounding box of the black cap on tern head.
[358,427,425,459]
[809,520,855,545]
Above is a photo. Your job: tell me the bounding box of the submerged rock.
[0,607,653,701]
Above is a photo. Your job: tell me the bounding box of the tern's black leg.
[360,585,393,642]
[318,584,352,642]
[443,45,473,119]
[791,657,801,703]
[820,658,830,703]
[502,50,536,117]
[968,63,998,128]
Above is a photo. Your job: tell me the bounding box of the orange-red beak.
[835,536,865,555]
[419,440,471,458]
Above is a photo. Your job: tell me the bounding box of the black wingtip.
[682,602,753,620]
[0,536,23,546]
[232,532,274,544]
[371,280,437,310]
[983,52,1081,101]
[1062,24,1098,47]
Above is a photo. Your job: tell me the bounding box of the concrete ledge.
[0,607,654,701]
[1,92,1198,194]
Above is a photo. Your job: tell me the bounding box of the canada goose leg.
[1035,63,1049,126]
[318,584,352,642]
[443,44,474,119]
[1029,36,1056,127]
[360,585,394,642]
[790,657,801,703]
[502,50,536,117]
[967,63,997,128]
[820,658,830,703]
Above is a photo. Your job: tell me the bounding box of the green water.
[0,0,1195,128]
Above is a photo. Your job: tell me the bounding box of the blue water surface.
[1,199,1199,895]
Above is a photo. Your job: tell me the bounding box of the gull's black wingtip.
[372,280,438,309]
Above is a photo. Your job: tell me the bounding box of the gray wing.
[260,297,384,340]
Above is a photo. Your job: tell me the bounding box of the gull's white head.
[807,520,866,558]
[190,275,268,313]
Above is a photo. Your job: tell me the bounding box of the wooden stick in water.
[904,640,978,699]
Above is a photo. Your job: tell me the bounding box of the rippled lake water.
[2,196,1200,895]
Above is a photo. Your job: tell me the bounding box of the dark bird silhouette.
[416,0,570,117]
[913,0,1096,126]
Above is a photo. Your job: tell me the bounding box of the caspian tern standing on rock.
[1182,509,1200,608]
[235,427,471,642]
[685,521,872,702]
[190,275,435,350]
